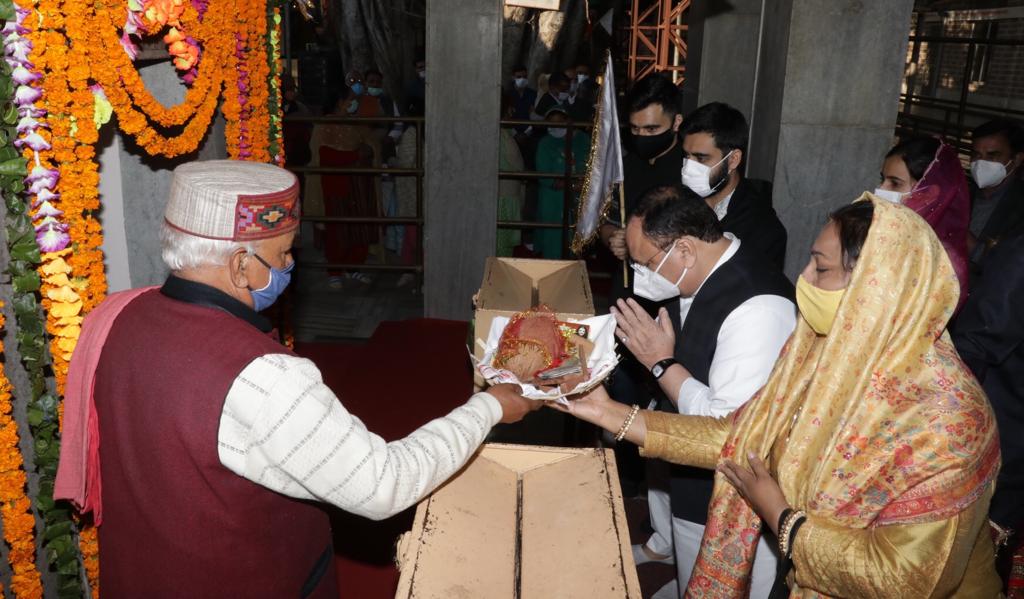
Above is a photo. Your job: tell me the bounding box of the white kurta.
[217,353,502,520]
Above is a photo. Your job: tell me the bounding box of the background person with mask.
[599,73,685,280]
[507,64,537,134]
[967,118,1024,272]
[535,106,590,258]
[533,72,571,119]
[877,137,970,309]
[680,102,787,270]
[611,185,795,598]
[55,160,538,597]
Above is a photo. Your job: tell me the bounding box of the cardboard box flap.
[478,258,537,311]
[520,454,634,598]
[396,444,640,598]
[477,444,581,473]
[396,455,518,598]
[536,264,594,315]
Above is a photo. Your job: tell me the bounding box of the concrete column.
[108,59,227,288]
[744,0,914,277]
[685,0,765,119]
[423,0,502,320]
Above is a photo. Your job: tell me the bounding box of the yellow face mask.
[796,275,846,335]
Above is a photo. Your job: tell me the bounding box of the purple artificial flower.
[120,32,139,61]
[16,114,43,134]
[6,38,32,63]
[14,85,41,105]
[32,188,60,207]
[33,201,64,219]
[34,216,67,232]
[125,9,142,33]
[11,65,40,86]
[18,105,45,119]
[36,223,71,253]
[26,163,59,192]
[15,131,50,152]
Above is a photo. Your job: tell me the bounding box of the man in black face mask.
[599,74,685,280]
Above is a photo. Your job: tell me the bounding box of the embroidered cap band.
[164,160,300,241]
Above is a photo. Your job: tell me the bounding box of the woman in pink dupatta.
[879,136,971,310]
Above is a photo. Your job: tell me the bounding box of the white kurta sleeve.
[217,353,503,520]
[675,295,796,417]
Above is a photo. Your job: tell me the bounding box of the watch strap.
[651,358,678,379]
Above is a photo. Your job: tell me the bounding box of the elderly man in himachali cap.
[53,160,535,598]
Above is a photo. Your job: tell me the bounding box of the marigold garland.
[3,0,284,596]
[92,0,224,129]
[267,2,284,165]
[0,305,44,599]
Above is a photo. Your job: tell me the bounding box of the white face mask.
[557,91,570,103]
[873,187,907,204]
[681,150,734,198]
[632,243,687,301]
[577,73,588,83]
[549,127,566,139]
[514,77,527,89]
[971,159,1012,189]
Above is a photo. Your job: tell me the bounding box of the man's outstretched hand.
[487,383,540,423]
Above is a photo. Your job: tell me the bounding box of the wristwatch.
[650,358,678,379]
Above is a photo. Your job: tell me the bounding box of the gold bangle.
[779,510,806,557]
[614,404,640,442]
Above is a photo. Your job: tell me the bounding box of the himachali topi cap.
[164,159,300,241]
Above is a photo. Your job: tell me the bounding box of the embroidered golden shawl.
[687,194,1000,597]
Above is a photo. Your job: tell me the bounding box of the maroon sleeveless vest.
[94,288,337,598]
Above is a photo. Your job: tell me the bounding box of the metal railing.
[282,114,595,275]
[498,118,594,260]
[898,24,1024,157]
[284,114,425,273]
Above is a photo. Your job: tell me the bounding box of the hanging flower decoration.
[267,2,284,166]
[2,0,285,595]
[1,3,46,599]
[0,304,44,599]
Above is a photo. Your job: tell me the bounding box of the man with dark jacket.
[615,185,794,597]
[680,102,787,269]
[952,233,1024,559]
[967,118,1024,276]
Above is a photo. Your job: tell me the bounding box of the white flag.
[572,50,624,254]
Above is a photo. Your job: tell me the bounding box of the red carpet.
[295,318,474,599]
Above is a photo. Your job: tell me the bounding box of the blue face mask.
[367,86,384,97]
[350,82,365,96]
[248,254,295,312]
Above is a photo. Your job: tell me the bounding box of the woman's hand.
[718,452,791,535]
[546,384,614,425]
[612,300,675,370]
[546,385,648,446]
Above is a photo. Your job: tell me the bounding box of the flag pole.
[619,183,627,287]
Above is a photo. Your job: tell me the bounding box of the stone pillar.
[746,0,915,277]
[423,0,502,320]
[102,59,227,289]
[684,0,765,119]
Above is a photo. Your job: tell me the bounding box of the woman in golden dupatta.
[563,194,1002,597]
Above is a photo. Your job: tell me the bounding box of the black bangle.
[776,508,794,538]
[786,515,808,559]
